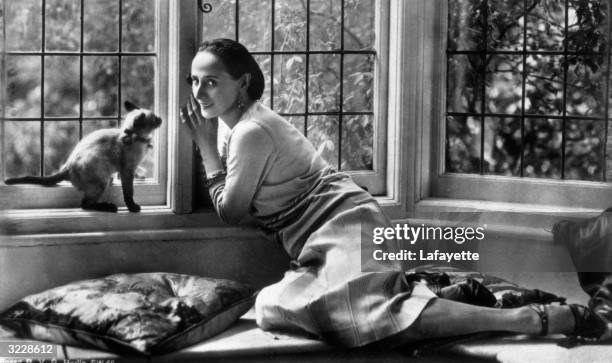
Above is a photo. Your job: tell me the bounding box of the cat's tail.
[4,169,69,186]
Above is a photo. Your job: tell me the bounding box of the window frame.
[2,0,416,235]
[0,0,170,211]
[192,0,390,196]
[419,0,612,213]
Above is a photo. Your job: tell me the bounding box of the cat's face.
[123,106,163,136]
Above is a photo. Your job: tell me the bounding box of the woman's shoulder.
[234,103,293,141]
[239,102,284,127]
[230,111,277,151]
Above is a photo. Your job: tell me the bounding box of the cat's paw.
[127,203,141,213]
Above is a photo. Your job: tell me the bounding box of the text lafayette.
[373,249,479,262]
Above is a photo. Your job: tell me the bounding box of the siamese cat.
[4,101,162,213]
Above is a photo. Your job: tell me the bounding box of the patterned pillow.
[0,273,256,355]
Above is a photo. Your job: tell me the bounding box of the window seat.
[2,309,611,363]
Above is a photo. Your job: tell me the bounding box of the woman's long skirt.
[254,171,436,347]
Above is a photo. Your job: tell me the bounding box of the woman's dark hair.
[197,38,265,101]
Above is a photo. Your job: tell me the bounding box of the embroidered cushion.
[0,272,256,355]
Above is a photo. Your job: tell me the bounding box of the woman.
[180,38,610,347]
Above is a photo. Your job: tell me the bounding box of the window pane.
[526,0,565,51]
[485,55,523,115]
[309,54,340,112]
[523,118,562,179]
[344,0,374,50]
[201,0,236,41]
[307,115,338,169]
[239,0,271,51]
[274,54,305,114]
[565,119,604,181]
[121,56,156,111]
[138,144,156,180]
[483,117,521,176]
[567,0,608,53]
[446,115,481,174]
[566,55,606,117]
[7,56,41,118]
[5,121,40,178]
[84,0,119,52]
[275,0,306,51]
[0,0,4,118]
[487,0,523,51]
[447,0,611,183]
[254,55,271,108]
[446,54,484,114]
[45,0,80,52]
[343,54,374,112]
[44,56,80,117]
[448,0,485,51]
[341,114,373,171]
[122,0,156,52]
[83,56,119,117]
[0,0,4,50]
[5,0,42,51]
[83,119,119,137]
[44,121,79,176]
[310,0,341,51]
[525,54,563,115]
[607,122,612,181]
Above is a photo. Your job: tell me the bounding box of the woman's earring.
[236,97,245,111]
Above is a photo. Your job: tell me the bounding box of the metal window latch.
[197,0,213,13]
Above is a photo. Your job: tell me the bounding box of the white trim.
[0,212,564,248]
[413,198,601,229]
[0,225,259,248]
[381,0,408,218]
[349,0,390,196]
[168,0,197,214]
[0,208,227,236]
[435,174,612,210]
[381,0,442,219]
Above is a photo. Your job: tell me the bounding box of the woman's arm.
[181,97,274,224]
[182,96,224,175]
[209,121,275,224]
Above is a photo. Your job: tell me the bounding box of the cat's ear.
[124,101,140,112]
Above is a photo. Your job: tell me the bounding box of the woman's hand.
[180,94,218,148]
[180,94,224,174]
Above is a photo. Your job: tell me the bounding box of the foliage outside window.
[0,0,158,181]
[446,0,611,182]
[199,0,376,172]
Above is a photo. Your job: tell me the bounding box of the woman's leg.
[397,298,574,343]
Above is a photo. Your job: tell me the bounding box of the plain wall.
[0,237,290,310]
[0,228,587,311]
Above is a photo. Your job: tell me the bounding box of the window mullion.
[118,0,123,122]
[40,0,46,177]
[305,0,309,136]
[520,0,527,177]
[79,0,84,139]
[561,0,569,179]
[270,0,275,111]
[338,0,345,171]
[604,1,612,181]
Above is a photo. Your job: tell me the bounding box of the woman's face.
[190,51,242,119]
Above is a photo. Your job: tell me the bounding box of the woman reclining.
[180,38,612,347]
